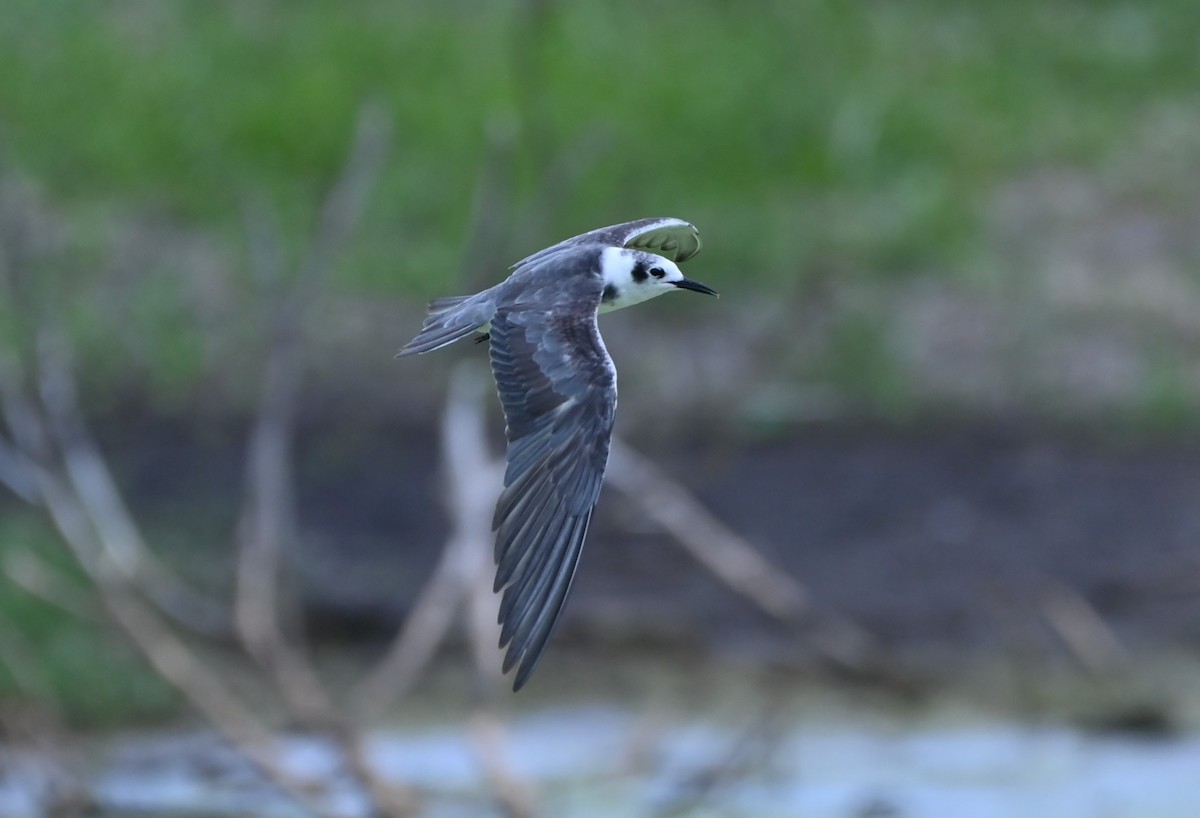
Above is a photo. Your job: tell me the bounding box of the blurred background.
[2,1,1200,816]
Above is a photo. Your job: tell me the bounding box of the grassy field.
[2,1,1199,424]
[4,1,1197,268]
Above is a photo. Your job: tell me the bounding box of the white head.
[597,247,718,314]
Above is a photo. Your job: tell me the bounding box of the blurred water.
[5,705,1196,818]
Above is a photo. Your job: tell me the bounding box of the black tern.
[398,218,718,689]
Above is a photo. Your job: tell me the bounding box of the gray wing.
[515,217,702,268]
[488,290,616,690]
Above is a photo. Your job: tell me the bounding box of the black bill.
[674,277,719,296]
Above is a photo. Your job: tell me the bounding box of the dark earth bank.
[80,414,1200,670]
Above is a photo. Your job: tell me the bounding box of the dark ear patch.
[602,284,618,303]
[631,262,648,283]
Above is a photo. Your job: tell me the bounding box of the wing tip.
[627,217,702,263]
[495,512,592,692]
[512,660,536,691]
[503,639,547,692]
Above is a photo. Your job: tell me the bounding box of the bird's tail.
[396,295,489,357]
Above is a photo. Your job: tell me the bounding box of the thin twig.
[442,366,539,817]
[232,102,393,724]
[605,439,810,622]
[231,103,417,814]
[456,116,519,294]
[605,439,880,671]
[445,365,505,691]
[650,695,787,818]
[353,525,476,714]
[33,331,229,633]
[511,127,611,257]
[3,437,345,818]
[233,102,391,689]
[0,127,419,817]
[232,106,394,725]
[0,337,374,818]
[355,365,504,719]
[0,356,53,464]
[356,105,515,716]
[297,100,392,288]
[1041,582,1128,674]
[469,711,540,818]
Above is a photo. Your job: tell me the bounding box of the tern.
[398,218,717,689]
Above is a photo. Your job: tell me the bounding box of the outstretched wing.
[488,292,616,690]
[515,217,702,268]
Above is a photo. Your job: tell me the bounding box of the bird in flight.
[398,218,717,689]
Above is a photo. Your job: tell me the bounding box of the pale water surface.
[2,703,1196,818]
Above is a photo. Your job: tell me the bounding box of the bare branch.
[10,322,229,637]
[8,446,346,818]
[435,367,540,816]
[469,711,540,818]
[511,126,612,256]
[232,103,418,815]
[2,336,393,817]
[243,193,288,291]
[459,117,519,293]
[0,357,34,505]
[356,104,512,714]
[1041,582,1128,674]
[0,120,420,817]
[232,281,332,722]
[507,0,558,165]
[0,354,53,464]
[35,333,152,578]
[465,545,505,695]
[355,364,504,718]
[448,368,539,816]
[32,331,229,633]
[233,102,392,724]
[605,439,882,672]
[444,366,505,689]
[605,439,811,622]
[650,697,787,817]
[103,594,352,817]
[298,99,393,289]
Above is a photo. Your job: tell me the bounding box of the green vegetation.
[3,0,1198,280]
[0,513,176,726]
[0,0,1198,414]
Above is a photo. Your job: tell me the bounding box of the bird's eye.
[650,267,665,279]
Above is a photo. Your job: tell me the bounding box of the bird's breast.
[598,285,662,314]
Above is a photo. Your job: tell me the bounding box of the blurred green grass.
[0,513,176,726]
[4,0,1198,287]
[1,0,1199,425]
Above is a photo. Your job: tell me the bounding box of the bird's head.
[599,247,718,312]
